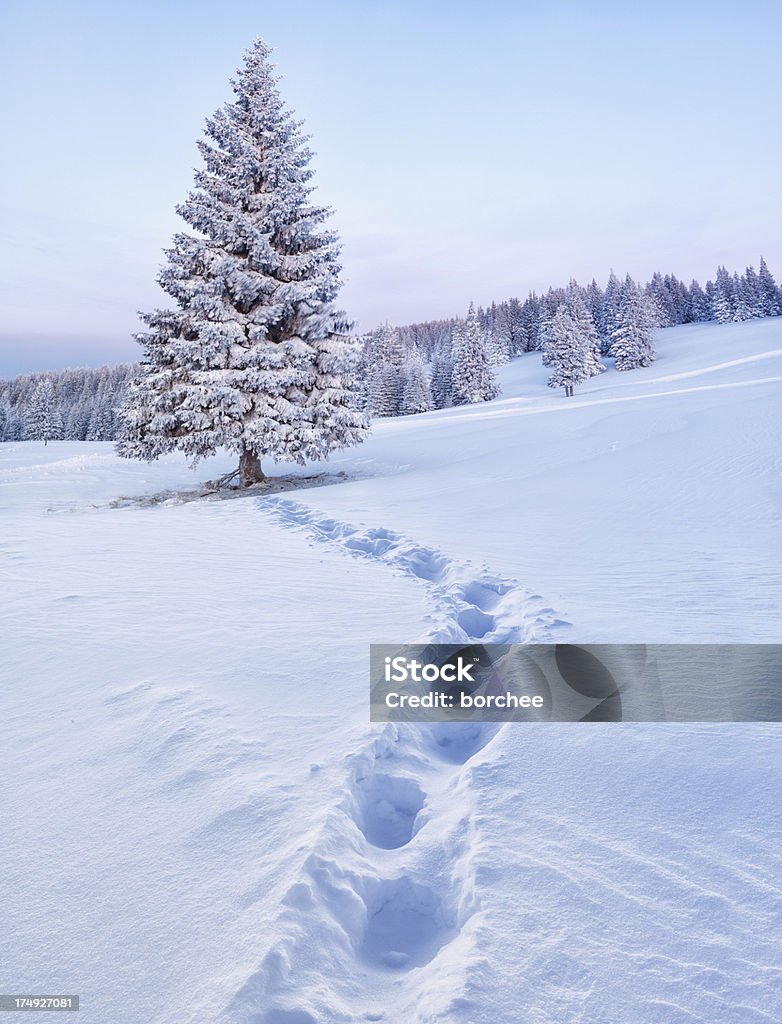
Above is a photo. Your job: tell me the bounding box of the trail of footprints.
[226,499,567,1023]
[265,498,565,645]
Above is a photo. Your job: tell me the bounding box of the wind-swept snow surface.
[2,319,781,1023]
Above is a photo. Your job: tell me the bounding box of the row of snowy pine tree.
[359,256,781,415]
[0,364,132,443]
[391,256,780,365]
[1,256,779,440]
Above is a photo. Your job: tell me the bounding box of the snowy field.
[2,318,781,1023]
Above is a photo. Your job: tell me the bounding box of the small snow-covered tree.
[451,305,499,405]
[688,279,712,322]
[484,327,510,366]
[367,324,404,417]
[599,270,622,348]
[731,272,752,322]
[0,400,11,441]
[369,365,400,417]
[3,406,22,441]
[566,287,605,378]
[491,304,514,361]
[521,294,543,352]
[712,266,734,324]
[505,297,528,355]
[430,345,454,409]
[543,305,591,396]
[647,272,673,327]
[26,379,62,444]
[585,279,603,329]
[117,39,367,485]
[87,399,115,441]
[610,278,657,371]
[401,347,433,415]
[741,265,762,319]
[665,274,690,324]
[65,401,91,441]
[758,257,780,317]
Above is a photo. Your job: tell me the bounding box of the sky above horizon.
[1,0,781,376]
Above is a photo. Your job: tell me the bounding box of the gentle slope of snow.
[2,319,781,1023]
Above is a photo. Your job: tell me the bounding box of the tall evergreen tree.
[367,325,404,417]
[87,399,115,441]
[401,347,433,415]
[491,303,513,361]
[666,274,691,324]
[610,278,657,370]
[713,266,735,324]
[742,265,762,318]
[484,326,511,366]
[647,272,673,327]
[688,279,712,322]
[429,344,454,409]
[505,297,528,354]
[543,305,590,396]
[26,379,62,444]
[0,400,11,442]
[566,287,605,378]
[521,294,544,352]
[599,271,622,352]
[731,272,751,322]
[758,257,780,316]
[585,279,604,328]
[2,403,22,441]
[451,305,499,405]
[117,39,367,485]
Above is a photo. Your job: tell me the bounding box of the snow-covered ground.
[2,319,781,1023]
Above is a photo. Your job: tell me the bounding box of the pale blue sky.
[1,0,780,374]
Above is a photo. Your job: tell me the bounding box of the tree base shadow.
[108,470,356,509]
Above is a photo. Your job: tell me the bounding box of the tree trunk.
[239,449,265,486]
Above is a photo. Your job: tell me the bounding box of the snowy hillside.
[2,319,781,1024]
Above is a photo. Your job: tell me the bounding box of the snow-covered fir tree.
[451,305,499,405]
[505,297,528,355]
[401,347,433,415]
[647,272,673,327]
[713,266,735,324]
[429,344,454,409]
[542,304,592,396]
[484,326,511,366]
[741,265,762,319]
[65,402,91,441]
[0,400,14,441]
[520,295,543,352]
[26,379,62,444]
[689,279,712,322]
[758,257,780,317]
[566,286,605,378]
[730,272,750,322]
[87,398,116,441]
[117,39,367,485]
[610,278,658,370]
[599,271,623,352]
[490,303,513,362]
[367,324,405,417]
